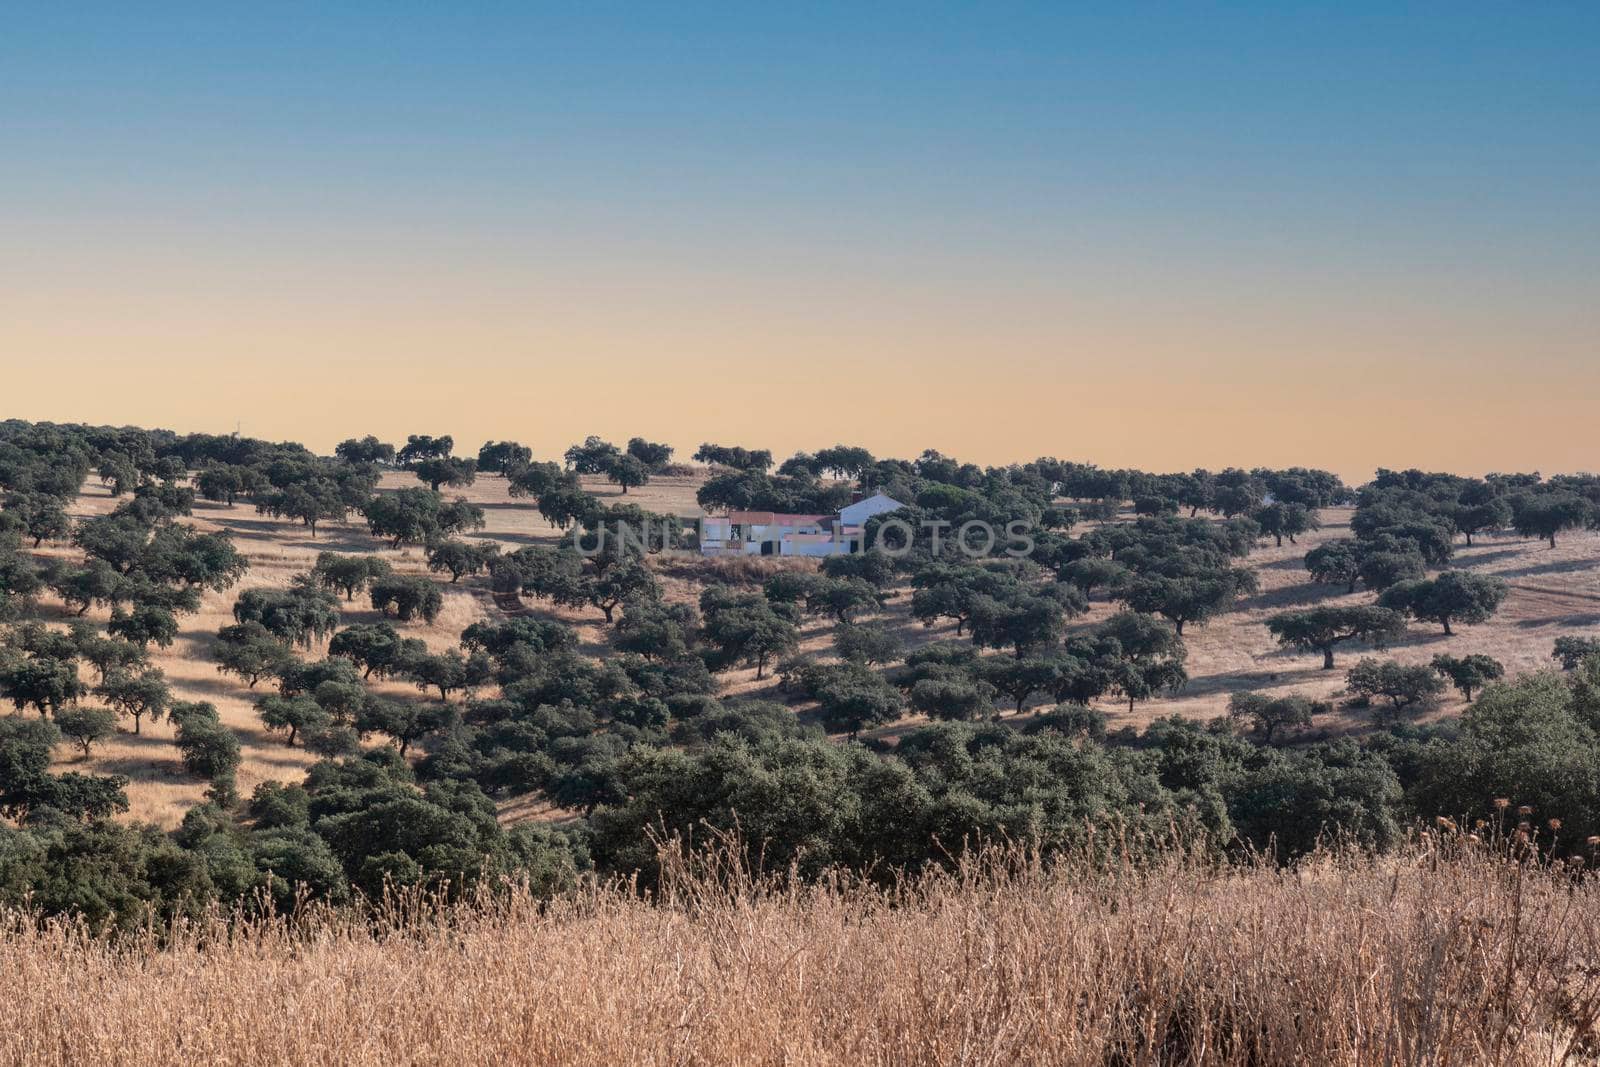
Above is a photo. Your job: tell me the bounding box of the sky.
[1,3,1596,482]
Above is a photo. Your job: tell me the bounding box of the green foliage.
[312,551,392,600]
[107,603,179,649]
[1378,571,1508,635]
[254,480,349,537]
[1430,653,1505,702]
[699,585,800,680]
[1553,636,1600,671]
[1253,502,1319,547]
[606,454,650,494]
[52,705,118,759]
[692,443,773,471]
[909,677,995,722]
[94,667,171,735]
[1117,566,1256,635]
[396,435,453,464]
[564,435,621,475]
[425,539,498,583]
[171,702,242,803]
[1265,606,1408,670]
[1511,492,1592,547]
[1,654,86,716]
[362,488,484,548]
[476,440,532,475]
[335,436,395,466]
[1409,672,1600,845]
[3,491,71,547]
[833,624,904,666]
[256,694,329,748]
[410,456,478,492]
[233,576,341,649]
[212,622,293,688]
[1304,540,1362,593]
[369,574,444,624]
[1346,659,1446,722]
[1227,691,1325,743]
[328,622,425,680]
[804,576,881,627]
[46,560,124,616]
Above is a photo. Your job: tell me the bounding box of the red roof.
[724,511,831,525]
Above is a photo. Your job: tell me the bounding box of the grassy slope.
[33,471,1600,826]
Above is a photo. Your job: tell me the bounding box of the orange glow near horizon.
[3,9,1594,484]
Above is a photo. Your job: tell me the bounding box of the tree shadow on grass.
[1234,582,1338,613]
[1452,548,1525,569]
[1178,663,1333,698]
[479,530,563,548]
[1496,557,1600,581]
[169,673,260,701]
[97,757,192,782]
[207,516,378,554]
[1386,629,1452,652]
[1516,613,1600,630]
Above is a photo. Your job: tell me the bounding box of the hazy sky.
[2,4,1595,481]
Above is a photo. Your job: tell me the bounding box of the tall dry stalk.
[3,833,1600,1066]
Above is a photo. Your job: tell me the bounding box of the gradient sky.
[2,3,1596,481]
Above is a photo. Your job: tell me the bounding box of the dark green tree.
[1346,659,1445,722]
[476,440,532,475]
[606,454,649,495]
[425,539,498,583]
[1265,605,1408,670]
[1304,540,1362,594]
[699,586,800,679]
[1429,653,1505,702]
[369,575,444,624]
[94,667,171,735]
[411,456,478,492]
[1378,571,1508,635]
[311,551,393,600]
[1227,691,1324,744]
[54,705,118,759]
[1512,492,1592,548]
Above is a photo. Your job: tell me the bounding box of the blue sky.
[2,4,1596,476]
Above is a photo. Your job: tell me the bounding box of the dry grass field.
[33,470,1600,827]
[4,834,1599,1066]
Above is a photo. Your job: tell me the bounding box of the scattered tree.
[1228,691,1325,743]
[1378,571,1508,635]
[369,575,444,624]
[1430,653,1505,702]
[1346,659,1445,721]
[1265,606,1409,670]
[53,705,118,759]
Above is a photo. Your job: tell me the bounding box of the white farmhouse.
[837,492,905,528]
[699,493,905,557]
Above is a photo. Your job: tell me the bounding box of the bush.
[1346,659,1445,722]
[52,705,118,759]
[369,575,444,624]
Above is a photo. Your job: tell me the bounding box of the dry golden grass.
[4,835,1600,1065]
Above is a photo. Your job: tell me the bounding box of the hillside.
[32,469,1600,827]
